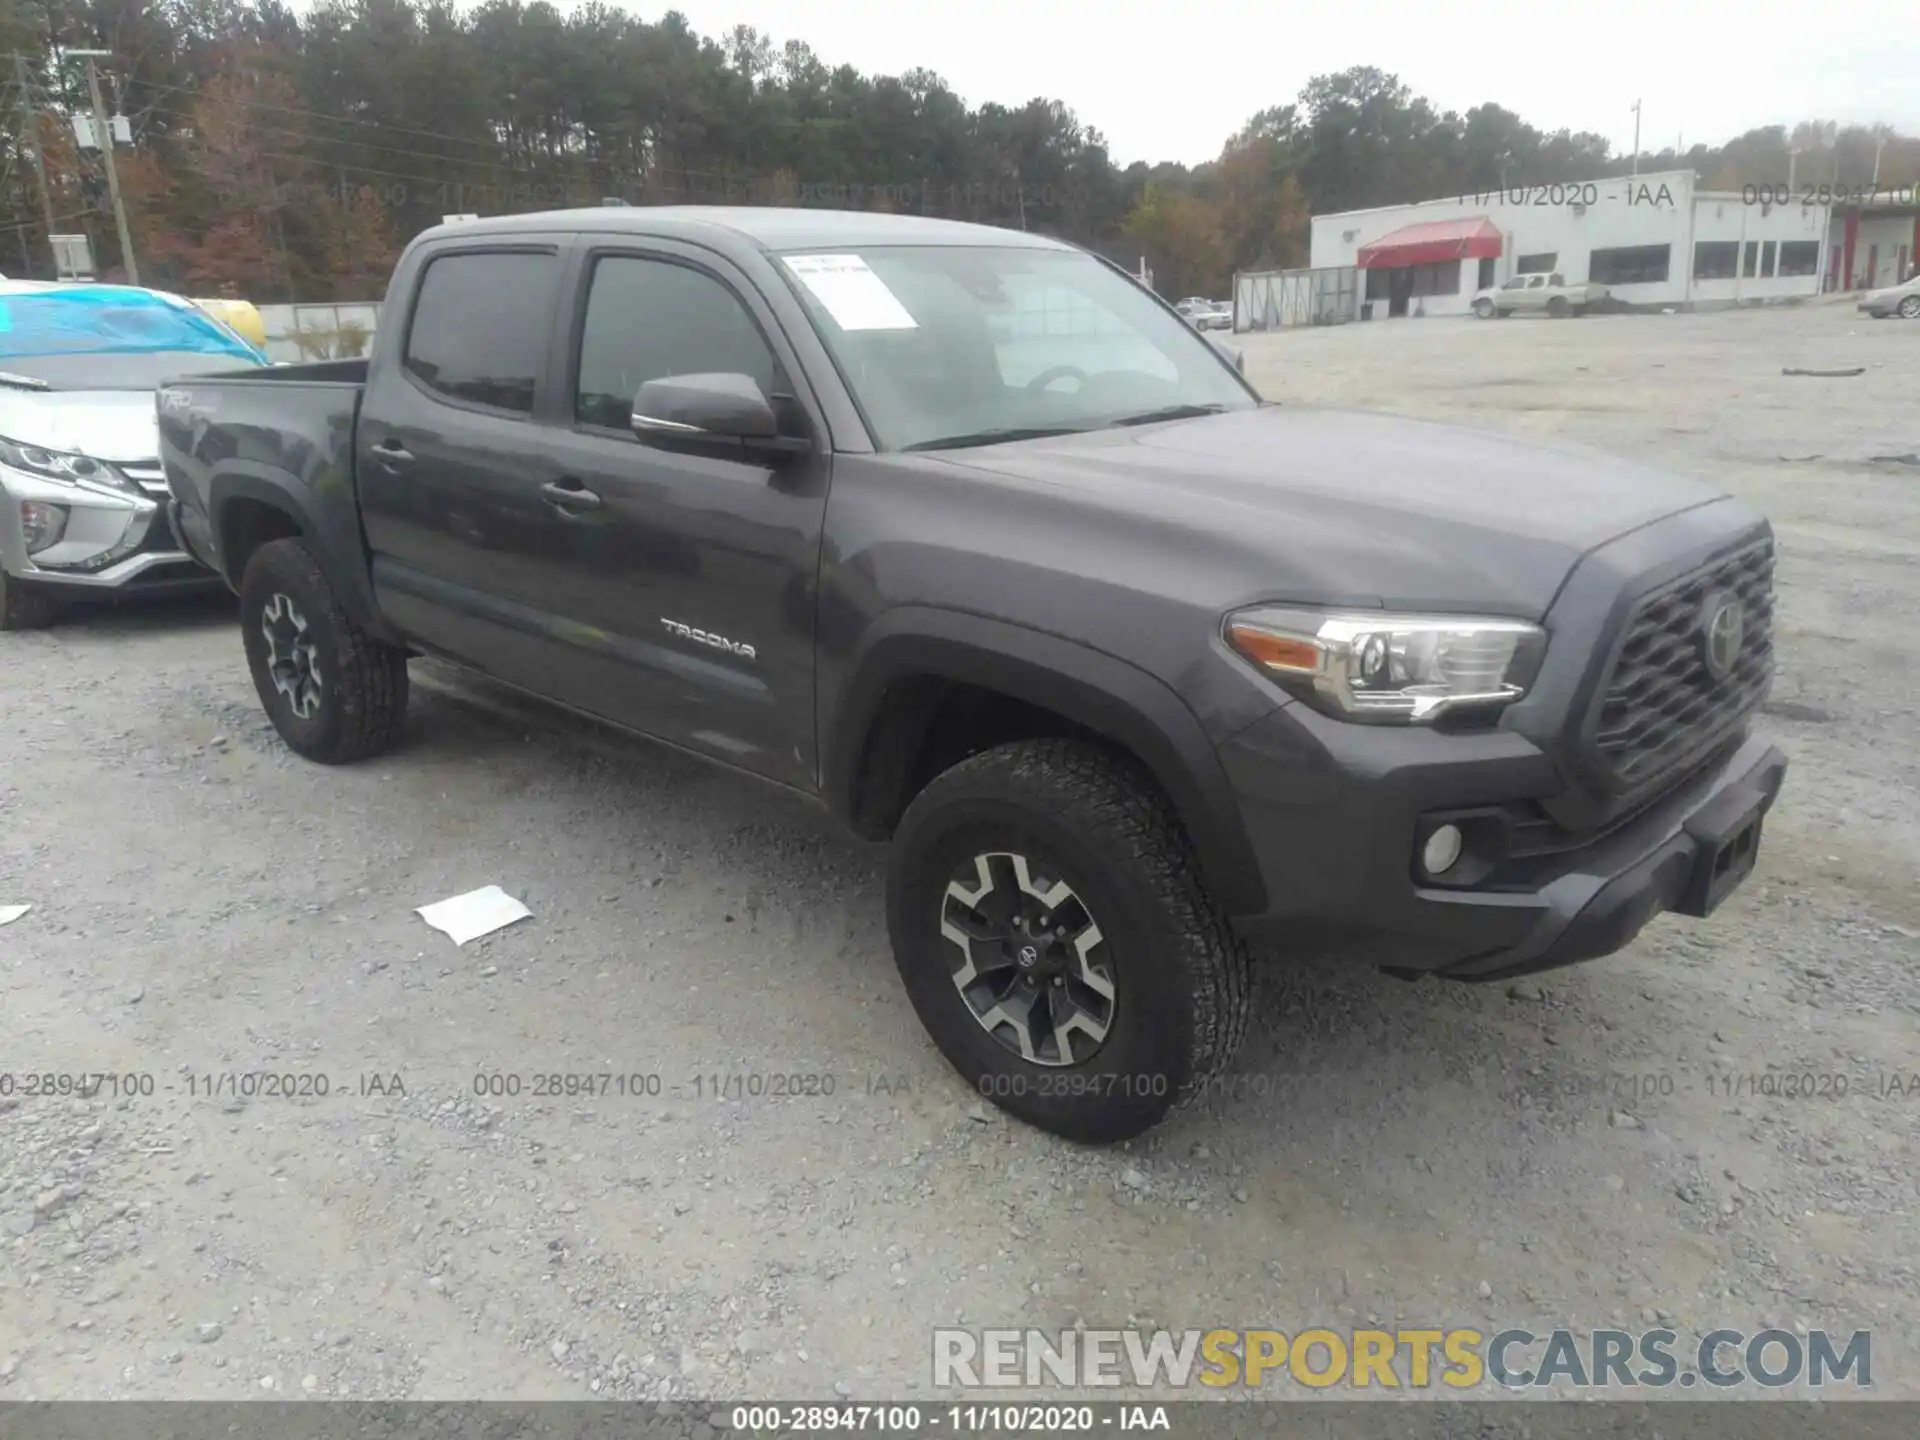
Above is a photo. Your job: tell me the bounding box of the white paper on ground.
[0,904,29,926]
[781,254,918,331]
[415,886,532,946]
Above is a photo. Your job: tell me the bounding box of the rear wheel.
[886,739,1252,1143]
[0,569,60,631]
[239,537,409,763]
[1899,295,1920,319]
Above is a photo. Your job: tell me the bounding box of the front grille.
[1591,540,1774,788]
[120,462,170,498]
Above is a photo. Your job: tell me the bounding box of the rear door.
[356,241,570,686]
[531,240,832,788]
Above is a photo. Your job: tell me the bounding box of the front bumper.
[1223,705,1788,980]
[1,467,214,597]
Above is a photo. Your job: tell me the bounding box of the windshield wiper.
[903,425,1092,452]
[0,371,52,392]
[1110,403,1227,427]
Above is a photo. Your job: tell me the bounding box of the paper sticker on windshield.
[782,254,918,331]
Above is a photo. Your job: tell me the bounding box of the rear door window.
[404,251,559,415]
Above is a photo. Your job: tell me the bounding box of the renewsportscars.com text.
[932,1326,1872,1391]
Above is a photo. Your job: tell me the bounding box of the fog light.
[20,499,68,554]
[1422,823,1464,876]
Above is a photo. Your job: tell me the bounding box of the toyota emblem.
[1700,593,1744,680]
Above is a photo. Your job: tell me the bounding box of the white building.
[1306,169,1834,318]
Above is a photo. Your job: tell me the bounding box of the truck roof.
[420,206,1077,254]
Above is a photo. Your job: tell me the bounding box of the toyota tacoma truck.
[159,207,1787,1142]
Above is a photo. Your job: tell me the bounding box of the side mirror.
[1206,334,1243,374]
[631,373,809,455]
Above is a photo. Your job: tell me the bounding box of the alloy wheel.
[261,593,324,720]
[939,851,1115,1066]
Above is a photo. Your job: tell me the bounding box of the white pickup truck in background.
[1472,271,1609,318]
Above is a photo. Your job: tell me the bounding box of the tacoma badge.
[660,618,757,660]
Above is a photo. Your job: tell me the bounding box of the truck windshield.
[775,245,1256,451]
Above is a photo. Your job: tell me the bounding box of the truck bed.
[157,362,368,588]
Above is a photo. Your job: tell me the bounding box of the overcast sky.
[658,0,1920,167]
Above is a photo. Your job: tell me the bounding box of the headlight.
[1224,606,1547,724]
[19,499,68,553]
[0,436,137,495]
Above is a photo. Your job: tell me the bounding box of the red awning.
[1355,217,1503,268]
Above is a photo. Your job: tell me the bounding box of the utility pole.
[69,49,138,285]
[1630,100,1641,176]
[11,55,61,276]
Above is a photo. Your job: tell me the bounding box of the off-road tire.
[0,569,60,631]
[239,537,408,763]
[886,738,1252,1143]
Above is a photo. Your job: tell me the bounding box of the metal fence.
[1233,267,1360,332]
[256,302,383,363]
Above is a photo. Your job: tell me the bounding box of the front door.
[534,245,831,789]
[356,243,571,687]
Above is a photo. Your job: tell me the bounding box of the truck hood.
[0,389,160,464]
[936,405,1732,616]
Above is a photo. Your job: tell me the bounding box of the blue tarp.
[0,285,268,365]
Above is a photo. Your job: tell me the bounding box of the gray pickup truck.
[159,207,1787,1142]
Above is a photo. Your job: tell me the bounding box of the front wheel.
[239,537,409,763]
[886,739,1252,1143]
[1472,298,1494,319]
[1547,296,1570,318]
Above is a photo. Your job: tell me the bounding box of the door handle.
[371,440,414,472]
[541,479,602,512]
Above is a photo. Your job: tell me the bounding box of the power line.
[137,98,590,178]
[135,76,564,156]
[131,68,858,153]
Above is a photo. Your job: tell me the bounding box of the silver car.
[1,280,267,629]
[1858,272,1920,319]
[1192,302,1234,332]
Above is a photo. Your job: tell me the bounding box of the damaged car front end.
[1,281,268,629]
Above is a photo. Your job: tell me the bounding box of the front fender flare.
[823,606,1268,916]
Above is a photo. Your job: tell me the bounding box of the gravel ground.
[1,299,1916,1405]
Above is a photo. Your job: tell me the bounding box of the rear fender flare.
[210,465,393,642]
